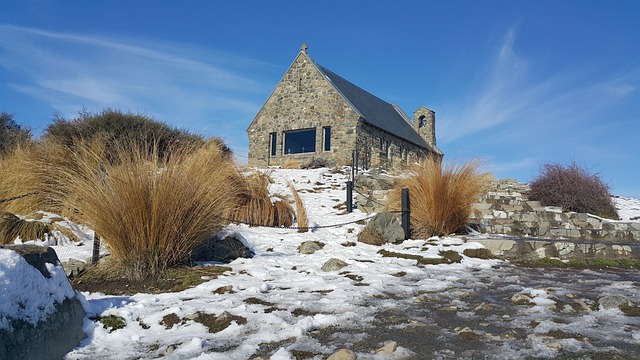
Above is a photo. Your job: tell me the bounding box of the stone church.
[247,45,442,169]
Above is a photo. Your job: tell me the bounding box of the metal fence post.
[92,233,101,264]
[346,180,353,213]
[401,188,410,240]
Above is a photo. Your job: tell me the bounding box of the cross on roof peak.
[300,43,308,54]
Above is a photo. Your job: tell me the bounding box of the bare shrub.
[389,157,486,237]
[0,112,31,156]
[529,162,618,219]
[43,108,210,163]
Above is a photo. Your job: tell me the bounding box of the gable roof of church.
[310,57,433,151]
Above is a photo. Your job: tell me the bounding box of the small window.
[284,128,316,154]
[419,115,427,128]
[269,132,277,156]
[323,126,331,151]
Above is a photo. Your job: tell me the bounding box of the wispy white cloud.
[0,24,269,137]
[438,26,638,144]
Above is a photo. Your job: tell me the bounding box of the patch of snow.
[0,248,77,330]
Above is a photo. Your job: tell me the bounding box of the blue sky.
[1,1,639,197]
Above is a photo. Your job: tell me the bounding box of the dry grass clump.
[0,212,48,244]
[40,139,239,280]
[288,182,308,232]
[389,157,486,237]
[0,140,106,216]
[225,172,294,227]
[529,161,619,219]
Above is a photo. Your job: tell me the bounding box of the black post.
[351,150,355,181]
[355,151,359,175]
[346,180,353,213]
[401,188,410,240]
[92,233,101,264]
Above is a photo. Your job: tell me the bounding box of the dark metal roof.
[314,63,432,150]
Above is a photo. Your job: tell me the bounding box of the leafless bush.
[529,162,618,219]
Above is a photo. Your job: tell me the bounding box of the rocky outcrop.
[0,245,86,360]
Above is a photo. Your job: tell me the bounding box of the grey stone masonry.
[469,179,640,242]
[247,48,441,169]
[350,173,640,243]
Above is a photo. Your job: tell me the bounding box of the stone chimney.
[413,106,436,148]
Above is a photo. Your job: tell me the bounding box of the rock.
[213,285,234,294]
[190,233,253,263]
[299,241,324,254]
[414,294,430,304]
[0,245,86,360]
[457,327,478,341]
[322,258,348,272]
[357,212,404,245]
[511,293,533,305]
[61,258,89,278]
[598,294,631,310]
[327,348,356,360]
[375,341,398,355]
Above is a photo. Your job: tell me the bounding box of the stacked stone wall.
[469,179,640,242]
[351,174,640,243]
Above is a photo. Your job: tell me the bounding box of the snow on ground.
[2,167,640,359]
[614,196,640,221]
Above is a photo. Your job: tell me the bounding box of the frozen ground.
[2,168,640,359]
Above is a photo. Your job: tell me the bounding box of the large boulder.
[357,212,405,245]
[190,233,253,263]
[0,245,86,360]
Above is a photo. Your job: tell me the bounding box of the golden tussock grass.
[0,212,48,244]
[225,171,294,227]
[40,139,239,280]
[0,211,79,244]
[389,157,486,237]
[288,182,308,232]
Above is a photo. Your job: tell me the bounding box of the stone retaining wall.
[352,174,640,242]
[469,179,640,242]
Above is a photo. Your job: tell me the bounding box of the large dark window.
[284,128,316,154]
[269,132,277,156]
[323,126,331,151]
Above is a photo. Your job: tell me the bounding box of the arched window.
[418,115,427,129]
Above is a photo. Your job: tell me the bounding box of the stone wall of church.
[247,53,359,167]
[354,121,438,171]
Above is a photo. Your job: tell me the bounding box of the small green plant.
[463,248,495,259]
[98,315,126,332]
[529,161,618,219]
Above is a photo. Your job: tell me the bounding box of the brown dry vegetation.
[40,139,239,279]
[225,171,294,228]
[288,181,308,232]
[389,157,486,237]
